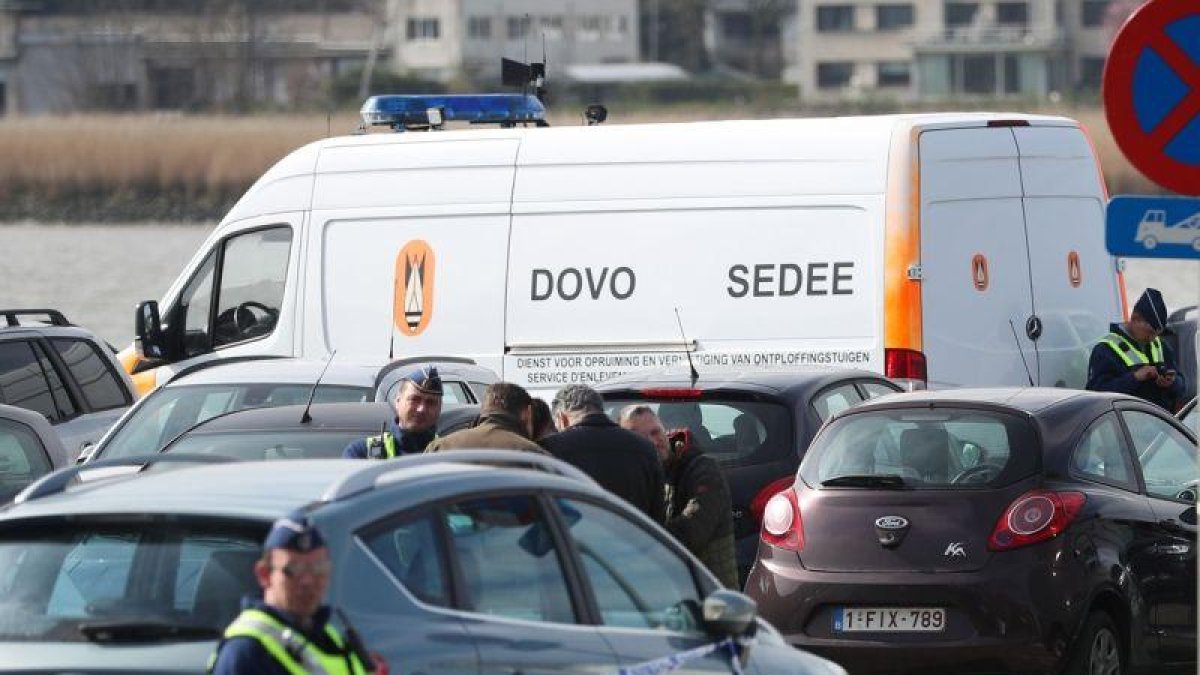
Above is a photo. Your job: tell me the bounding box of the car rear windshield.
[800,408,1039,488]
[102,383,370,460]
[0,518,263,641]
[164,430,367,460]
[603,397,792,468]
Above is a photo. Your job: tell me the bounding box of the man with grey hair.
[541,384,665,523]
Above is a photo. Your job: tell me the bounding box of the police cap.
[1133,288,1169,333]
[263,510,326,553]
[401,365,443,397]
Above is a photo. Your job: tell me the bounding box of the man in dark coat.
[620,405,738,589]
[426,382,547,454]
[1086,288,1187,412]
[343,366,442,458]
[540,384,665,524]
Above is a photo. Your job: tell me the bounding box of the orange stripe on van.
[884,123,922,351]
[1079,121,1130,320]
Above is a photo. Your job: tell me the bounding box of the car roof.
[847,386,1121,415]
[596,365,894,397]
[165,357,385,388]
[0,403,68,467]
[2,455,595,522]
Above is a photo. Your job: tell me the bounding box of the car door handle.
[1151,543,1191,555]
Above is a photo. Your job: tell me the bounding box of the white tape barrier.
[615,636,744,675]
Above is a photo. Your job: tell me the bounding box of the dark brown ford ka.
[748,388,1197,675]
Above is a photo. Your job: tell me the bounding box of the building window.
[944,2,978,28]
[149,66,195,109]
[1082,0,1109,28]
[1080,56,1105,90]
[876,4,914,30]
[817,61,855,88]
[0,81,6,115]
[722,11,752,39]
[961,54,995,93]
[1003,54,1021,93]
[877,61,912,86]
[816,5,855,32]
[468,16,491,39]
[507,15,531,39]
[539,15,564,39]
[996,2,1028,26]
[406,18,440,40]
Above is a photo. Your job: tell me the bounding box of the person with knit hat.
[343,366,443,458]
[1086,288,1187,411]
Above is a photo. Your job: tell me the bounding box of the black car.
[748,387,1197,675]
[597,366,903,580]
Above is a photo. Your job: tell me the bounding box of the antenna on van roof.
[675,307,699,387]
[1007,319,1035,387]
[300,350,337,424]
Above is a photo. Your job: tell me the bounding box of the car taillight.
[884,348,927,383]
[640,388,703,400]
[988,490,1086,552]
[761,488,805,551]
[750,476,795,525]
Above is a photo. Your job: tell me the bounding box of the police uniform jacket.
[342,418,436,458]
[541,413,667,524]
[1086,323,1187,411]
[425,412,548,454]
[664,446,738,589]
[209,598,367,675]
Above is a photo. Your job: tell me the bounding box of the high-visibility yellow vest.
[365,432,398,459]
[1101,332,1163,368]
[209,608,368,675]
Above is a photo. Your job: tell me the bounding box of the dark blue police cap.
[1133,288,1168,333]
[263,511,326,553]
[402,365,443,396]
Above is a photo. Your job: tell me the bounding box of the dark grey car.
[0,453,847,673]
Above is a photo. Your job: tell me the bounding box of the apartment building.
[792,0,1137,102]
[389,0,639,84]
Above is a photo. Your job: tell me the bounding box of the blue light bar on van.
[360,94,546,129]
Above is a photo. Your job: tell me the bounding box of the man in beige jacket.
[425,382,547,454]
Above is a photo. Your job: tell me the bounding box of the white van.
[120,109,1125,395]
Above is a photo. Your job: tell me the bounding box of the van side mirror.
[134,300,165,361]
[702,589,758,638]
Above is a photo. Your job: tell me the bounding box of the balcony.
[914,26,1067,54]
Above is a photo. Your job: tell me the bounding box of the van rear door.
[1013,125,1121,388]
[919,127,1036,388]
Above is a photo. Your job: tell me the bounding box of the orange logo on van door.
[394,240,435,336]
[971,254,989,291]
[1067,251,1082,288]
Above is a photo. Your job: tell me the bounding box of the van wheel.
[1142,236,1158,250]
[1063,611,1123,675]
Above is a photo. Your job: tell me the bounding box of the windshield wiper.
[821,474,907,488]
[79,620,222,643]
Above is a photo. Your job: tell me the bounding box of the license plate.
[834,607,946,633]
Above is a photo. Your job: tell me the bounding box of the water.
[0,222,1196,350]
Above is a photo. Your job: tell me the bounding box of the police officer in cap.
[209,511,375,674]
[343,366,443,458]
[1086,288,1187,411]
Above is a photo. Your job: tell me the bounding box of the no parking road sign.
[1107,194,1200,259]
[1103,0,1200,196]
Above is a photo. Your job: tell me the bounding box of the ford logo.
[875,516,909,530]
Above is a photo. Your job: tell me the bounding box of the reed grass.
[0,105,1163,204]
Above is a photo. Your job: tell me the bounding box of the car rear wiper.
[79,620,222,643]
[821,474,907,488]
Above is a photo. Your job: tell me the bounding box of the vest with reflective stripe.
[365,432,398,459]
[1102,332,1163,368]
[215,608,367,675]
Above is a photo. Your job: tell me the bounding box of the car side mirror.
[702,589,757,638]
[134,300,165,361]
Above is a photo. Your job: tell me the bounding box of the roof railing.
[13,454,235,504]
[1,309,71,327]
[322,449,596,503]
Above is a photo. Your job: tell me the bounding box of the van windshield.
[100,383,370,460]
[0,518,264,641]
[800,408,1039,488]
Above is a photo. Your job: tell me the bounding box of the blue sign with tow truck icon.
[1106,195,1200,259]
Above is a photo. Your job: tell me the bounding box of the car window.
[554,496,703,633]
[165,430,369,460]
[0,341,75,422]
[811,383,862,422]
[603,398,792,469]
[363,511,450,607]
[801,408,1038,488]
[49,339,129,411]
[0,418,53,499]
[0,520,262,640]
[213,227,291,348]
[445,495,575,624]
[1182,404,1196,435]
[180,252,217,358]
[1121,410,1198,502]
[99,383,369,460]
[1070,414,1135,489]
[860,381,900,400]
[383,378,469,406]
